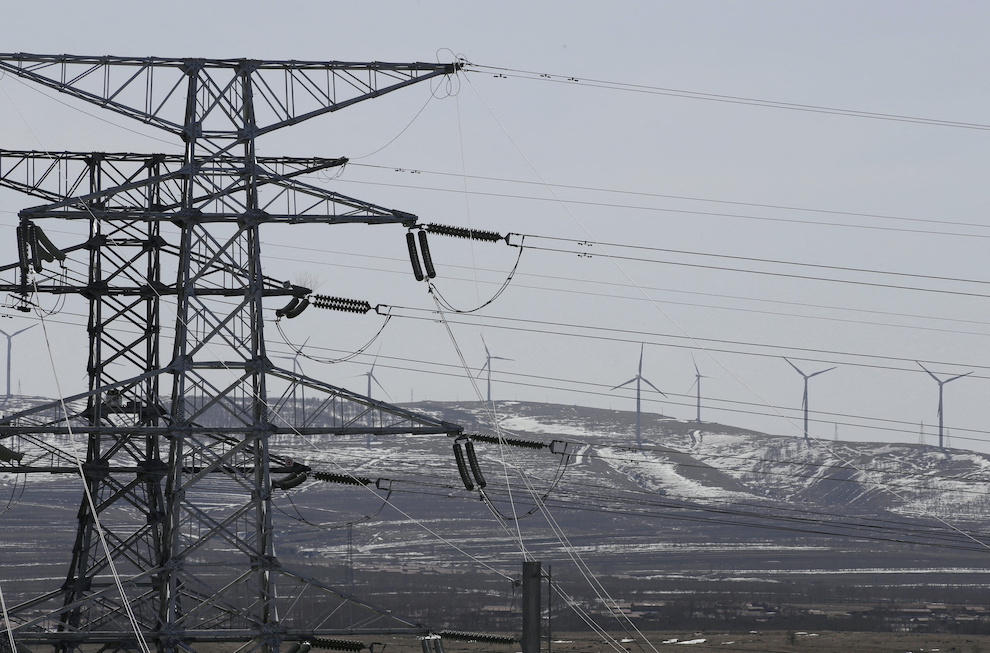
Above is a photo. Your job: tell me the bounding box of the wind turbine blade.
[476,361,490,379]
[945,371,973,383]
[916,360,940,382]
[491,356,514,362]
[641,377,667,397]
[808,366,836,379]
[481,334,491,358]
[611,377,637,391]
[372,374,389,397]
[783,357,805,376]
[691,352,700,377]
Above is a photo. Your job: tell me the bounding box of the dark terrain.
[3,398,990,641]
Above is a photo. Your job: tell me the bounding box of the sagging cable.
[426,223,505,243]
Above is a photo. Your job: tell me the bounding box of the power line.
[464,63,990,132]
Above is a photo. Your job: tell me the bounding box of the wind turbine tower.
[478,335,512,404]
[688,353,707,423]
[0,324,34,398]
[783,357,836,443]
[612,344,666,450]
[917,361,971,450]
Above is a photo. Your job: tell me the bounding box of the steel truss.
[0,54,463,653]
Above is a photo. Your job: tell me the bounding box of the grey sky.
[1,2,989,451]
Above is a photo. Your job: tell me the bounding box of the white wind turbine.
[477,335,512,404]
[783,357,835,443]
[612,344,666,450]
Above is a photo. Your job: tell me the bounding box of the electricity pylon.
[783,357,835,443]
[0,54,463,653]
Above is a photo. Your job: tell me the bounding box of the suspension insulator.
[406,231,424,281]
[464,440,486,489]
[470,433,547,449]
[311,471,373,486]
[0,443,24,463]
[272,472,307,490]
[418,230,436,279]
[438,631,517,645]
[275,297,300,318]
[282,297,310,319]
[35,226,66,263]
[15,224,29,284]
[27,224,43,273]
[311,295,373,314]
[310,638,364,652]
[426,223,504,242]
[452,440,474,491]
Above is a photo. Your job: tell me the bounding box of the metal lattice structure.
[0,53,463,653]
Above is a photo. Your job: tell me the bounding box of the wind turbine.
[783,357,835,443]
[0,325,35,398]
[477,335,512,404]
[364,349,390,446]
[363,351,389,400]
[273,337,310,424]
[917,361,971,450]
[687,353,708,423]
[612,344,666,450]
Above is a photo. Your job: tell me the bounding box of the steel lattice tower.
[0,54,463,653]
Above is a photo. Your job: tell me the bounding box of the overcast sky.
[2,2,990,452]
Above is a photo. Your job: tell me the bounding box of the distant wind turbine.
[363,351,388,401]
[783,357,835,443]
[272,337,309,424]
[917,361,970,450]
[363,348,391,447]
[477,335,512,404]
[687,353,708,423]
[0,325,35,398]
[612,344,666,450]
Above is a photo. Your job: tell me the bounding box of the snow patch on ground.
[498,415,602,438]
[598,446,753,502]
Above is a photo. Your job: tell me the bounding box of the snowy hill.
[4,396,990,627]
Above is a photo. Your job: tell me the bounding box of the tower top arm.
[0,53,461,138]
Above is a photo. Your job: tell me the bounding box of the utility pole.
[0,53,463,653]
[522,561,542,653]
